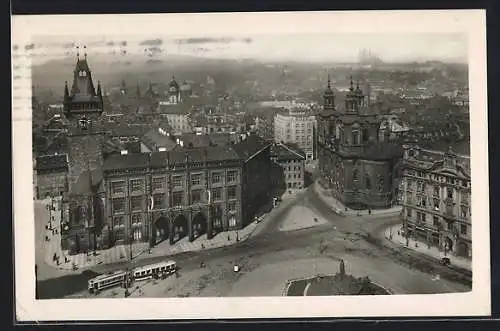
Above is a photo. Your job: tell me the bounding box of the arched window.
[364,174,372,190]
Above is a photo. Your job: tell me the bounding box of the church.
[317,76,403,209]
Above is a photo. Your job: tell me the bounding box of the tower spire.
[349,76,354,91]
[327,74,331,89]
[64,81,69,99]
[76,46,80,60]
[84,45,87,60]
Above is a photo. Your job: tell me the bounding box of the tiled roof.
[35,153,68,171]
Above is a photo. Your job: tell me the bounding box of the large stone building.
[56,55,272,254]
[270,142,306,194]
[401,146,471,258]
[317,76,403,209]
[274,107,317,161]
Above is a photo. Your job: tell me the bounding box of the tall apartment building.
[274,107,316,161]
[401,145,471,258]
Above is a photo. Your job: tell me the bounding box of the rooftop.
[270,142,306,161]
[103,145,241,171]
[231,134,271,162]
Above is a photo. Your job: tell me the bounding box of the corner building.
[401,146,471,258]
[317,76,403,209]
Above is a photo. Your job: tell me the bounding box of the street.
[35,184,472,299]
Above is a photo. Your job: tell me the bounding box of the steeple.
[64,81,69,100]
[97,80,102,97]
[349,76,354,91]
[323,74,335,111]
[63,46,103,117]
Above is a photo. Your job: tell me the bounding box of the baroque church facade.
[317,76,403,209]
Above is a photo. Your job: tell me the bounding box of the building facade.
[270,142,306,193]
[274,107,317,161]
[317,76,403,209]
[401,146,471,258]
[102,147,243,247]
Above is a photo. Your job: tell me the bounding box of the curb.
[313,182,402,218]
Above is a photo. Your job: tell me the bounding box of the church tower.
[168,76,181,104]
[63,48,105,198]
[323,74,335,111]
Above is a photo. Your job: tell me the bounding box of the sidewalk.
[314,180,402,217]
[383,224,472,271]
[42,199,264,271]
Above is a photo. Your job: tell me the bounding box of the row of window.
[406,171,470,188]
[407,180,470,202]
[111,186,239,214]
[407,203,470,220]
[111,171,240,194]
[287,173,302,180]
[409,209,469,235]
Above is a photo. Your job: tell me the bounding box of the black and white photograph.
[12,10,490,320]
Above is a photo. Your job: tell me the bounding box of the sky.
[25,33,467,65]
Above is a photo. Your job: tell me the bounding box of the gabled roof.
[270,142,306,161]
[231,134,271,162]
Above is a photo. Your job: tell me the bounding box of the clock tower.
[63,50,105,196]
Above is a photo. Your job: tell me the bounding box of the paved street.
[36,183,472,299]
